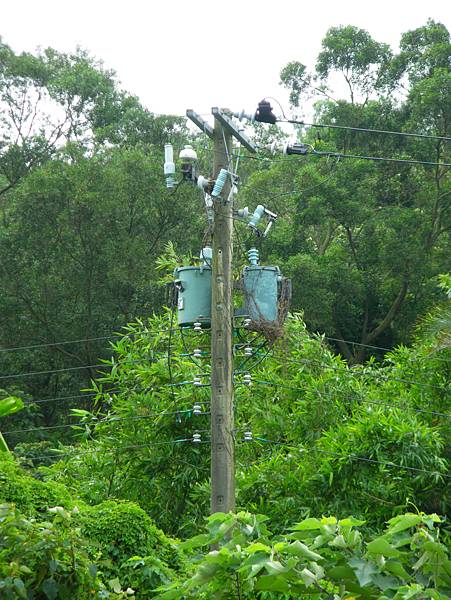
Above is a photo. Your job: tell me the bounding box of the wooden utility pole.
[186,107,256,515]
[210,115,235,514]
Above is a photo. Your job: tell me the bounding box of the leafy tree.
[38,313,449,535]
[270,21,451,360]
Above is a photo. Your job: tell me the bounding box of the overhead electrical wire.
[278,355,449,391]
[239,151,451,169]
[17,438,203,461]
[251,379,450,419]
[251,437,451,479]
[2,406,209,436]
[311,149,451,168]
[0,327,181,354]
[280,119,451,143]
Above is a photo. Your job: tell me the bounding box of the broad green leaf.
[387,514,422,535]
[246,542,271,554]
[385,560,410,581]
[349,558,378,587]
[392,583,424,599]
[367,537,401,557]
[0,397,24,418]
[42,578,59,600]
[326,565,356,581]
[372,573,401,591]
[255,575,291,592]
[178,533,211,550]
[339,517,366,527]
[109,578,122,593]
[300,567,317,587]
[329,534,348,548]
[285,540,323,561]
[264,559,287,575]
[13,579,27,599]
[291,517,322,531]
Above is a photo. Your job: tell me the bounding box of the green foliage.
[39,313,448,538]
[0,394,24,452]
[316,25,391,101]
[78,501,181,576]
[0,454,73,515]
[155,511,451,599]
[0,503,101,599]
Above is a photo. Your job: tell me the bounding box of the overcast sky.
[2,1,449,120]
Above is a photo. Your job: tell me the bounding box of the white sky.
[2,0,450,120]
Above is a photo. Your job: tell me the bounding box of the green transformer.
[243,265,281,323]
[173,265,212,327]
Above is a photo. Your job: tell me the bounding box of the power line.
[0,352,200,382]
[322,336,451,363]
[277,355,449,391]
[251,379,450,418]
[311,148,451,168]
[280,119,451,143]
[17,438,201,461]
[0,327,182,355]
[0,336,115,353]
[3,405,210,436]
[252,437,451,479]
[238,152,451,168]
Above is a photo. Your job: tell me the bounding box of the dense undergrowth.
[1,308,448,598]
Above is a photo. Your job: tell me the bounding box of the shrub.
[0,454,73,516]
[0,504,101,599]
[155,511,451,599]
[78,501,181,576]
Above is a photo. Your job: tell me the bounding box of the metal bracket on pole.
[186,109,214,139]
[211,107,257,154]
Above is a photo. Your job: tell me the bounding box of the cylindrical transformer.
[174,265,212,327]
[242,265,281,323]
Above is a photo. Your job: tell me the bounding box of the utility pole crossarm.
[186,110,214,139]
[211,108,257,154]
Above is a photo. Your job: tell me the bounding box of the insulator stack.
[243,373,252,386]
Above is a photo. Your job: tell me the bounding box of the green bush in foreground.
[78,500,181,576]
[156,511,451,599]
[0,454,73,515]
[0,504,100,599]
